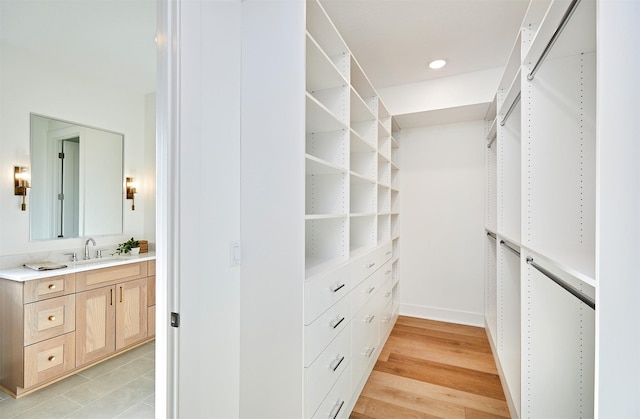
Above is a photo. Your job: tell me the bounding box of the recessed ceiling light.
[429,59,447,69]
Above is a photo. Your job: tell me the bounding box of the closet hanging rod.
[527,0,582,81]
[500,240,520,257]
[487,231,497,240]
[526,257,595,310]
[499,92,521,126]
[487,133,497,149]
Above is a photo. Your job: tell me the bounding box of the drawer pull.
[365,262,375,268]
[364,314,375,324]
[329,400,345,419]
[48,284,56,290]
[384,291,392,298]
[48,315,56,322]
[329,355,345,372]
[110,289,114,306]
[384,270,392,275]
[382,316,391,323]
[365,286,375,294]
[330,283,345,293]
[48,355,56,362]
[329,316,345,329]
[120,286,124,303]
[363,346,375,358]
[385,251,392,256]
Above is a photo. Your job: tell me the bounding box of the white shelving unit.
[304,1,400,417]
[485,1,597,417]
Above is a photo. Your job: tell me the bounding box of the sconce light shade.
[126,177,137,210]
[14,166,30,211]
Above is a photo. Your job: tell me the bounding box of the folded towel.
[24,261,68,271]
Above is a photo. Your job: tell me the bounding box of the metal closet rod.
[526,257,595,310]
[487,133,497,149]
[527,0,582,81]
[500,240,520,257]
[499,92,521,127]
[487,231,497,240]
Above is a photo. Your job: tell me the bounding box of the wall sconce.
[126,177,137,210]
[14,166,30,211]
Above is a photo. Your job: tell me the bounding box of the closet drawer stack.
[304,1,400,416]
[484,0,596,417]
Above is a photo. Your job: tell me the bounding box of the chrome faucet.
[84,238,96,260]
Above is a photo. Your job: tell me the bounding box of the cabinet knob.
[48,315,56,322]
[48,284,56,290]
[48,355,56,362]
[365,262,376,268]
[364,314,375,324]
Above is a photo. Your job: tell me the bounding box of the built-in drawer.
[305,294,350,366]
[23,274,76,304]
[24,295,75,346]
[305,262,351,325]
[352,294,380,385]
[24,332,75,388]
[379,277,396,340]
[379,241,393,265]
[350,248,380,289]
[306,324,351,417]
[75,262,147,291]
[310,361,352,419]
[351,259,390,315]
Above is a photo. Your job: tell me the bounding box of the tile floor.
[0,341,155,419]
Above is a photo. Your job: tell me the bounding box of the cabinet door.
[116,278,148,349]
[76,287,116,366]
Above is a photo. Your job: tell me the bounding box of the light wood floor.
[350,316,510,419]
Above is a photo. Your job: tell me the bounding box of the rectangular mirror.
[30,114,124,240]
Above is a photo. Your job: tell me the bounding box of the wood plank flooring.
[350,316,510,419]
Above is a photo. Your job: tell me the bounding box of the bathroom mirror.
[30,114,124,241]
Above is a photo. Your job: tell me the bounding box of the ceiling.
[1,0,530,108]
[320,0,530,90]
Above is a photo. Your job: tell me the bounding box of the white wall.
[399,120,486,326]
[0,43,152,259]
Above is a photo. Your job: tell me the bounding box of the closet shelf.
[305,154,346,174]
[306,93,347,133]
[521,244,596,287]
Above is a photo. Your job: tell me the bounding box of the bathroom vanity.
[0,255,155,398]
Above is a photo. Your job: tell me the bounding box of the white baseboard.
[399,303,484,327]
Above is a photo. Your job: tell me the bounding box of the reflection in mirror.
[30,114,124,241]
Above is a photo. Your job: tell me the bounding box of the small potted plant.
[116,237,140,255]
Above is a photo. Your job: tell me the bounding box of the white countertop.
[0,252,156,282]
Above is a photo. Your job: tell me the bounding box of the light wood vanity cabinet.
[0,259,155,398]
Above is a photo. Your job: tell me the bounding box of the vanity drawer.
[310,361,352,419]
[147,260,156,276]
[24,295,75,346]
[305,263,351,325]
[76,262,147,291]
[24,333,76,389]
[305,294,350,367]
[24,274,76,304]
[306,324,351,417]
